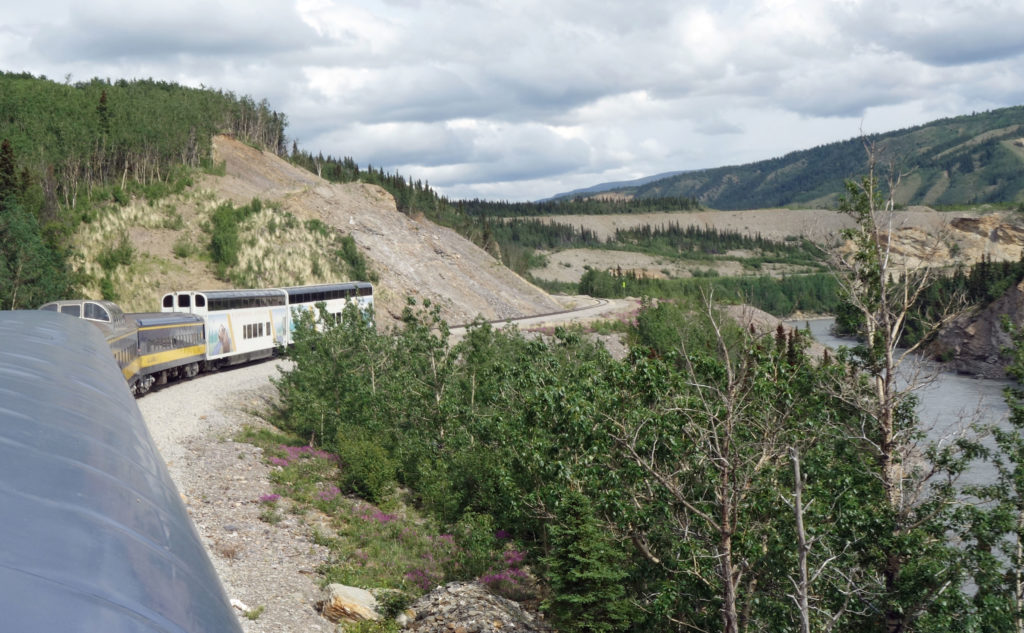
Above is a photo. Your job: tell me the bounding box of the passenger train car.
[161,281,374,367]
[0,310,243,632]
[40,282,373,395]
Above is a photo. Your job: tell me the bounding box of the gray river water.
[796,318,1013,486]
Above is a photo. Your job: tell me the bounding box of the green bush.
[336,432,397,503]
[96,234,135,272]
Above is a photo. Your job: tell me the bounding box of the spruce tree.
[541,490,631,633]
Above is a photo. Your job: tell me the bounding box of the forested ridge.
[597,105,1024,209]
[0,71,286,309]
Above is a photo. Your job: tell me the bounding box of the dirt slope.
[201,136,564,325]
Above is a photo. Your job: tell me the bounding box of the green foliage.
[541,491,631,633]
[208,198,263,278]
[338,234,375,282]
[243,605,266,621]
[335,432,397,503]
[99,275,118,301]
[96,234,135,272]
[631,297,744,356]
[172,235,197,259]
[0,196,71,309]
[579,267,841,316]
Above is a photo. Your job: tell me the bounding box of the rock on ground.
[406,582,550,633]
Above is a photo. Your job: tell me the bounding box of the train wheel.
[184,362,199,379]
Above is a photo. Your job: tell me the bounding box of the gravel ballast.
[136,360,334,632]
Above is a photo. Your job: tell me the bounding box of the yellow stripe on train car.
[123,358,141,381]
[139,345,207,369]
[138,323,204,332]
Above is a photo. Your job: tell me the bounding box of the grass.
[236,426,534,606]
[244,605,266,621]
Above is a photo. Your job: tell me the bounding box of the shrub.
[96,234,135,272]
[336,434,396,503]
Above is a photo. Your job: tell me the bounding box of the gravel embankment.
[136,360,334,633]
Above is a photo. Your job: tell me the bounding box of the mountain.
[544,170,687,201]
[572,106,1024,210]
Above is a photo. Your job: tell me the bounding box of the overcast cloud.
[3,0,1024,201]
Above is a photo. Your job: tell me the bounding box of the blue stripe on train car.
[0,310,242,633]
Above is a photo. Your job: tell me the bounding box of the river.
[795,318,1013,486]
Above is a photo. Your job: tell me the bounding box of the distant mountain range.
[544,170,688,201]
[549,106,1024,210]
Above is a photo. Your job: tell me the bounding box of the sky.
[3,1,1024,202]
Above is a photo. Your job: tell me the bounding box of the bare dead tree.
[827,141,975,632]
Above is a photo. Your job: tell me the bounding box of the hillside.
[115,136,564,324]
[569,106,1024,210]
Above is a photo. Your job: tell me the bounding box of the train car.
[161,288,290,367]
[161,282,374,366]
[0,310,243,633]
[282,281,374,326]
[39,299,141,388]
[40,300,208,395]
[132,312,207,394]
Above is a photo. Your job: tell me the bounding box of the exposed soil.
[202,137,566,325]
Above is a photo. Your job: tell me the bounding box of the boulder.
[318,584,381,624]
[404,581,548,633]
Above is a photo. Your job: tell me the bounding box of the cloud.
[32,1,318,62]
[2,0,1024,200]
[844,0,1024,67]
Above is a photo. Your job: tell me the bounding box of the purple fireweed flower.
[269,457,289,467]
[495,529,511,540]
[405,568,441,591]
[503,550,526,566]
[259,493,281,504]
[279,444,338,462]
[317,486,340,501]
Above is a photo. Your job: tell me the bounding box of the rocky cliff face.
[874,211,1024,270]
[931,279,1024,378]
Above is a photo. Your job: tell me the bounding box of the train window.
[84,302,110,322]
[196,295,206,308]
[60,304,81,317]
[266,321,270,336]
[40,303,58,311]
[163,295,174,308]
[359,287,372,296]
[178,295,191,308]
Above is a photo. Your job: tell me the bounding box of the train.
[39,281,373,395]
[0,310,244,632]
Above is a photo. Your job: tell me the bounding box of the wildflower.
[317,486,340,502]
[259,493,281,504]
[269,457,289,467]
